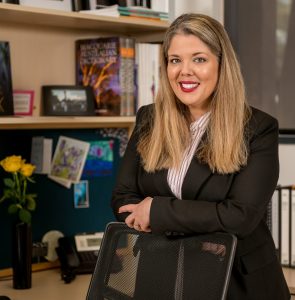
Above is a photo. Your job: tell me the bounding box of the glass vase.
[12,222,32,289]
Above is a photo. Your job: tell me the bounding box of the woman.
[111,13,290,299]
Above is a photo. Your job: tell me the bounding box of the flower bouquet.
[0,155,36,224]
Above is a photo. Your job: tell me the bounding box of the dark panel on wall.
[0,128,125,269]
[278,1,295,129]
[224,0,278,120]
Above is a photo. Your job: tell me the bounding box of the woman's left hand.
[118,197,153,232]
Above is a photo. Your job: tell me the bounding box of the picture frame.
[13,90,34,116]
[18,0,72,11]
[0,1,20,3]
[42,85,96,116]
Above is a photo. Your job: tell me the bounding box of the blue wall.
[0,128,124,269]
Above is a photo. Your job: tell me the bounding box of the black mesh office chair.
[87,222,237,300]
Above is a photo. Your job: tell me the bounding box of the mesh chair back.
[87,222,237,300]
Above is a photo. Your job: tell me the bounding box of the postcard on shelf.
[31,136,53,174]
[49,136,90,187]
[13,90,34,116]
[76,36,135,116]
[0,41,14,116]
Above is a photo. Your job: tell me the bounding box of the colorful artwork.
[50,136,90,185]
[74,181,89,209]
[82,140,114,178]
[99,128,128,157]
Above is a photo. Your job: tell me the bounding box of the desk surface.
[283,267,295,295]
[0,267,294,300]
[0,269,91,300]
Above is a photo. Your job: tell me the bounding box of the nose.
[180,61,193,76]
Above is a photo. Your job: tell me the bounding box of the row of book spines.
[135,43,160,111]
[117,40,161,115]
[273,186,295,267]
[120,38,135,116]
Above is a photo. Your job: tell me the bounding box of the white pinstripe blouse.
[167,112,210,199]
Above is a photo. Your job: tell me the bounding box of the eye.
[193,57,207,63]
[169,58,180,64]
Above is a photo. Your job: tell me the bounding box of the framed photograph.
[18,0,72,11]
[73,180,89,209]
[13,90,34,116]
[0,1,20,3]
[0,41,14,116]
[42,85,96,116]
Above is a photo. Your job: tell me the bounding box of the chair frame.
[87,222,237,300]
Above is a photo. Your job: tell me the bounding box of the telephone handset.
[56,233,103,283]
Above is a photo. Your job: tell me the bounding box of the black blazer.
[112,105,290,300]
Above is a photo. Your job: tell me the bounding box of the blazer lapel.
[152,168,174,196]
[181,156,212,200]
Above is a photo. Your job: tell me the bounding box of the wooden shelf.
[0,3,169,34]
[0,116,135,130]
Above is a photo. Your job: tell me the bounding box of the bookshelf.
[0,116,135,134]
[0,3,168,126]
[0,3,166,273]
[0,3,169,35]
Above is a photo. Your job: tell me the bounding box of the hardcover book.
[76,36,135,116]
[0,41,14,115]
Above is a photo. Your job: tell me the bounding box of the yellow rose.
[0,155,23,173]
[20,163,36,177]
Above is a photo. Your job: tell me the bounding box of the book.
[76,36,135,116]
[271,188,280,257]
[135,42,160,110]
[31,136,53,174]
[0,41,14,115]
[79,4,169,20]
[48,136,90,188]
[280,186,291,266]
[291,189,295,267]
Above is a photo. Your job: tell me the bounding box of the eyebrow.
[167,52,207,57]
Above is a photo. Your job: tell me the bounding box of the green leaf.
[19,209,31,224]
[0,195,8,203]
[3,189,14,198]
[26,197,36,211]
[8,204,19,214]
[3,178,15,188]
[27,177,35,184]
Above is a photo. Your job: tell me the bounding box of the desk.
[1,268,295,300]
[0,269,91,300]
[283,267,295,296]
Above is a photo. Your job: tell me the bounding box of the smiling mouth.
[179,82,199,92]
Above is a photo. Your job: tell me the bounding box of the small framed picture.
[18,0,72,11]
[13,90,34,116]
[74,180,89,209]
[42,85,96,116]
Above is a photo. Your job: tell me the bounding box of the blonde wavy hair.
[137,13,251,174]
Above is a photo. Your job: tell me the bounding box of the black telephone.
[56,233,103,283]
